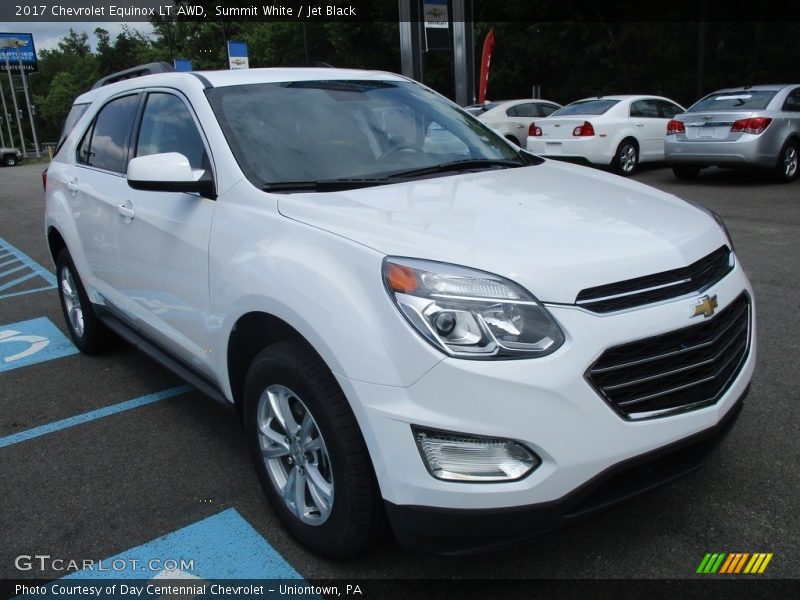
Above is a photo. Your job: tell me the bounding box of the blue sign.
[227,40,249,69]
[173,58,193,72]
[0,317,77,373]
[0,33,38,73]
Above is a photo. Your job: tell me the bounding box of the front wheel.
[612,140,639,176]
[243,339,386,558]
[3,154,16,167]
[774,140,799,183]
[56,249,117,353]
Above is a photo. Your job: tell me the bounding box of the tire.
[773,140,799,183]
[56,249,117,353]
[504,135,520,146]
[672,166,701,181]
[243,339,387,558]
[612,139,639,176]
[3,154,16,167]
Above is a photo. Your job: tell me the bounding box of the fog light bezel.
[412,425,540,483]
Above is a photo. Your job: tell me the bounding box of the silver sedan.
[665,84,800,183]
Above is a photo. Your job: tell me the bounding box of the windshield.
[207,80,523,188]
[551,99,619,117]
[688,91,778,112]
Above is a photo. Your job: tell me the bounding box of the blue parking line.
[0,236,56,299]
[62,508,304,580]
[0,385,192,449]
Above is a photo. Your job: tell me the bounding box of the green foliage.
[14,14,800,145]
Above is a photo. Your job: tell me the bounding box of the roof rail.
[91,62,176,89]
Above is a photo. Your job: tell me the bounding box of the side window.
[76,94,139,173]
[657,101,683,119]
[782,89,800,112]
[505,106,519,117]
[540,104,559,117]
[135,93,208,169]
[630,100,660,118]
[513,103,538,118]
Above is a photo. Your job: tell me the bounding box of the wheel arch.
[47,226,67,265]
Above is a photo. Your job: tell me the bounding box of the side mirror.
[127,152,216,199]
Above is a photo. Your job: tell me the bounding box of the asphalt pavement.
[0,161,797,585]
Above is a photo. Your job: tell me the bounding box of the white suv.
[45,67,755,557]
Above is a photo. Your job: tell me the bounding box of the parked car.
[46,67,754,557]
[1,147,22,166]
[475,99,562,146]
[526,95,685,175]
[464,102,496,116]
[665,84,800,182]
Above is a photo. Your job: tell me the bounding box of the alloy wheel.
[257,384,334,525]
[60,267,85,337]
[619,144,637,174]
[784,146,798,179]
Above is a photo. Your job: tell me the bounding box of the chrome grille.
[576,246,733,313]
[587,293,751,420]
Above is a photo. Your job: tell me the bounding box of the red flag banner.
[478,28,495,104]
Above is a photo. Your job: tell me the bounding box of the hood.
[277,160,726,304]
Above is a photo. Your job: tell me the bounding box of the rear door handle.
[117,203,135,221]
[635,122,645,127]
[67,177,79,193]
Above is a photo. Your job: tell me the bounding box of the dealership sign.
[0,33,38,73]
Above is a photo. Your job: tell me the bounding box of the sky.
[0,22,155,53]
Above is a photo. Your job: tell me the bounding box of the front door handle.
[117,203,135,221]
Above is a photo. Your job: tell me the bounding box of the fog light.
[413,426,539,482]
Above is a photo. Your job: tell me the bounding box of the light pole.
[0,38,40,157]
[1,50,25,154]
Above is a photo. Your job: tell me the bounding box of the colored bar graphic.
[699,552,773,575]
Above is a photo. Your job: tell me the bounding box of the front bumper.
[334,263,755,550]
[386,389,746,554]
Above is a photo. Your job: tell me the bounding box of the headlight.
[383,257,565,359]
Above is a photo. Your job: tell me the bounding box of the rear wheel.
[672,166,701,180]
[612,139,639,176]
[504,135,520,146]
[56,249,117,353]
[3,154,16,167]
[774,140,799,183]
[243,339,386,558]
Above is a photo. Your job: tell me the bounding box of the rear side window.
[782,88,800,112]
[551,99,619,117]
[508,103,538,118]
[540,104,559,117]
[630,99,660,118]
[77,94,139,173]
[56,103,89,151]
[688,91,778,112]
[134,93,208,169]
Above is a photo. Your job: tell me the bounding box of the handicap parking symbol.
[0,317,78,373]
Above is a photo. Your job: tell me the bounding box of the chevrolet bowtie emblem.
[692,295,718,318]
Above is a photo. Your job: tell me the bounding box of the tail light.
[731,117,772,135]
[42,169,47,192]
[666,119,685,135]
[528,122,542,137]
[572,121,595,137]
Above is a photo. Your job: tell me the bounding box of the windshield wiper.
[262,159,529,193]
[384,158,526,181]
[263,178,392,193]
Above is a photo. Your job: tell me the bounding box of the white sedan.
[526,95,685,175]
[474,99,562,146]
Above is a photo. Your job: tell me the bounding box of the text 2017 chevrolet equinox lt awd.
[44,68,755,557]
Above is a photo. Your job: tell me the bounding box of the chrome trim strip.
[575,278,692,305]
